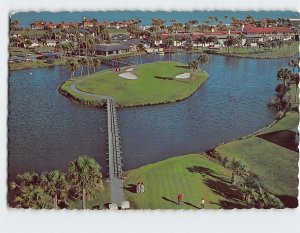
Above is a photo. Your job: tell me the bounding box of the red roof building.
[242,25,294,34]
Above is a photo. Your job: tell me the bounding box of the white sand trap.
[125,67,134,72]
[119,72,138,80]
[175,73,191,79]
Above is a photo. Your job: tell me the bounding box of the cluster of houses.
[155,24,296,48]
[9,17,299,58]
[30,17,134,30]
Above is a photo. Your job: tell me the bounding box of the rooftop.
[243,25,294,34]
[94,43,130,51]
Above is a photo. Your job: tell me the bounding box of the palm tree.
[288,60,295,73]
[78,57,85,77]
[224,36,234,54]
[277,68,292,86]
[288,59,299,74]
[207,36,217,50]
[188,60,198,85]
[10,19,20,30]
[244,40,251,50]
[270,40,278,53]
[184,22,191,33]
[148,32,157,47]
[10,172,51,209]
[151,18,166,31]
[67,156,104,210]
[229,159,243,184]
[199,36,207,50]
[274,84,290,111]
[66,58,80,80]
[197,53,209,70]
[136,43,146,64]
[40,170,69,209]
[92,57,101,73]
[185,42,193,63]
[165,36,174,61]
[85,36,95,56]
[87,57,93,75]
[79,57,89,76]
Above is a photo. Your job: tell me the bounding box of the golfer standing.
[177,193,184,205]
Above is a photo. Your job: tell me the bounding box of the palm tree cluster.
[230,15,292,29]
[206,149,284,208]
[256,38,294,52]
[223,35,246,54]
[223,35,294,54]
[188,53,209,84]
[268,58,299,113]
[229,158,284,208]
[9,20,21,31]
[66,57,101,79]
[10,155,104,209]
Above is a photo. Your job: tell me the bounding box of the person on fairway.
[201,198,205,209]
[177,193,184,205]
[136,183,140,193]
[140,182,145,193]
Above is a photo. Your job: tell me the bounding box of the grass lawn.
[216,111,299,198]
[9,59,65,71]
[68,182,111,210]
[289,85,299,109]
[123,154,250,209]
[61,61,208,107]
[207,41,299,58]
[10,46,56,56]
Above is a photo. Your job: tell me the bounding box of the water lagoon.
[8,53,292,179]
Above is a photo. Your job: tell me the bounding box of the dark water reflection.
[8,54,293,179]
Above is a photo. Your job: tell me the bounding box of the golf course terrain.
[60,61,208,107]
[215,87,299,208]
[123,154,250,209]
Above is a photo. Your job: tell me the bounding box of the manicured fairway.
[61,61,208,107]
[216,111,299,198]
[123,154,249,209]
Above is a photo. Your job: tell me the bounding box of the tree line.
[10,155,104,210]
[66,57,102,80]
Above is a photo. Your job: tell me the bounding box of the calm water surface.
[8,54,293,179]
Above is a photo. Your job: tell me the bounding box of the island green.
[60,61,208,107]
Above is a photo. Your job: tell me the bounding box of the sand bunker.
[125,68,134,72]
[175,73,191,79]
[119,72,138,80]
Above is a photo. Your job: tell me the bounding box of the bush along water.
[268,61,299,119]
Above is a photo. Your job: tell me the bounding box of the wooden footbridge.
[69,76,126,207]
[106,98,125,206]
[106,98,123,178]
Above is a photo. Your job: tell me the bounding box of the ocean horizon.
[11,10,299,28]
